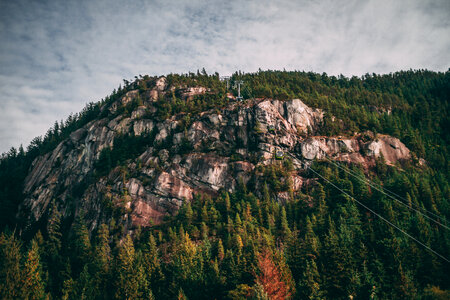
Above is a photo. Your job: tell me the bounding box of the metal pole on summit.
[220,76,230,90]
[236,80,244,101]
[238,81,241,98]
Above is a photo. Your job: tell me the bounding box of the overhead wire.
[321,153,445,220]
[319,155,450,230]
[306,164,450,263]
[232,76,449,260]
[243,84,256,101]
[325,155,449,226]
[300,140,449,228]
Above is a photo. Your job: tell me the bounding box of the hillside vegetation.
[0,69,449,299]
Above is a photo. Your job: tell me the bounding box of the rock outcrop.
[301,134,410,167]
[17,79,414,234]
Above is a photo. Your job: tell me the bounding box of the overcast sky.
[0,0,449,153]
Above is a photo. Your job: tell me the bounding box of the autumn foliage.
[256,249,291,300]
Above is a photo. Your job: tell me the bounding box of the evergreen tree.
[45,201,64,295]
[179,201,193,227]
[143,233,164,296]
[114,235,140,299]
[322,219,353,298]
[298,258,322,300]
[22,239,45,300]
[279,206,291,240]
[93,224,111,276]
[217,239,225,262]
[92,224,111,298]
[70,214,92,276]
[72,264,95,299]
[0,232,23,299]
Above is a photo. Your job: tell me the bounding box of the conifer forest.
[0,70,449,299]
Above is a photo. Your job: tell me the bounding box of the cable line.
[303,142,449,229]
[320,155,450,230]
[325,155,449,225]
[322,154,442,217]
[243,84,256,101]
[307,165,450,263]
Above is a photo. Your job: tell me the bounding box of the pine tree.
[201,205,209,224]
[298,258,322,300]
[201,222,209,239]
[94,224,111,275]
[184,202,194,226]
[394,263,417,299]
[73,264,95,299]
[170,232,204,298]
[70,214,92,276]
[322,219,351,298]
[204,258,225,299]
[135,255,152,299]
[279,206,291,240]
[217,239,225,262]
[177,288,189,300]
[253,282,270,300]
[92,224,111,298]
[22,239,45,300]
[302,217,319,259]
[234,234,244,252]
[61,278,74,300]
[114,235,139,299]
[143,233,164,296]
[45,201,64,295]
[47,201,62,255]
[235,213,243,232]
[286,233,303,283]
[0,232,23,299]
[224,192,231,215]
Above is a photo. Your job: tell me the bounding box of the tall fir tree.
[22,239,45,300]
[0,232,23,299]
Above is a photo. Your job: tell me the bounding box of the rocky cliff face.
[17,77,412,234]
[301,133,410,165]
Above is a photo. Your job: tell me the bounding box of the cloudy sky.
[0,0,449,153]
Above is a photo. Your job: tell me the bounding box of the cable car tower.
[234,80,244,101]
[220,76,231,89]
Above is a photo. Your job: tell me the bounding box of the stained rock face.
[17,85,414,234]
[300,134,411,166]
[181,87,207,100]
[366,135,410,163]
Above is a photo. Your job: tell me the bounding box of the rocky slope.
[17,77,412,234]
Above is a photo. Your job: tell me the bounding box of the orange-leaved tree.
[256,249,291,300]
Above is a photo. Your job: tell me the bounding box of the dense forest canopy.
[0,69,449,299]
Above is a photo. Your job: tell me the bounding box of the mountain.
[0,70,449,299]
[17,77,412,234]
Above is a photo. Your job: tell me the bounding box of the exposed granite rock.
[17,91,414,235]
[300,134,410,166]
[181,86,207,100]
[153,171,193,202]
[366,135,410,164]
[133,119,154,136]
[155,76,167,91]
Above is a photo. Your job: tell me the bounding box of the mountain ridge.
[16,75,413,235]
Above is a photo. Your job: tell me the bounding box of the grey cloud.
[0,0,449,153]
